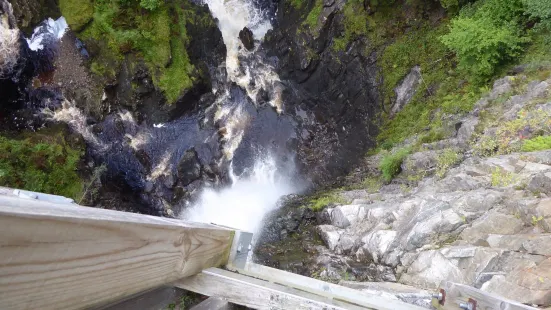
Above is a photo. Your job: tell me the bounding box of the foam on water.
[185,156,295,234]
[45,100,103,148]
[185,0,299,234]
[26,17,68,51]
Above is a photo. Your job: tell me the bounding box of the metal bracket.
[226,230,253,270]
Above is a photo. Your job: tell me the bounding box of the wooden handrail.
[0,192,234,310]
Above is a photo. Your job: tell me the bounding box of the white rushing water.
[26,17,68,51]
[185,0,298,234]
[186,156,295,234]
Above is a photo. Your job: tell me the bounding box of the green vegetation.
[436,148,463,178]
[289,0,306,9]
[332,1,369,52]
[531,215,544,226]
[474,108,551,156]
[379,148,410,182]
[323,0,551,151]
[304,0,323,29]
[361,176,383,193]
[64,0,199,104]
[521,135,551,152]
[490,167,517,187]
[309,193,347,211]
[0,130,83,200]
[59,0,94,31]
[441,0,528,83]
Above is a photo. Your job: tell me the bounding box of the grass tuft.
[379,148,410,182]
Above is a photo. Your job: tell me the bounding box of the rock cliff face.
[262,0,380,184]
[256,74,551,307]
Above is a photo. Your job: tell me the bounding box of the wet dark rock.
[239,27,255,50]
[262,0,379,185]
[134,149,152,174]
[9,0,60,34]
[177,148,202,186]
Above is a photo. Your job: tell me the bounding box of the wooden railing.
[0,189,234,309]
[0,188,538,310]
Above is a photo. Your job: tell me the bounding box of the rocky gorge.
[1,0,551,308]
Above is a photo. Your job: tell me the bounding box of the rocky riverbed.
[2,0,551,307]
[255,74,551,307]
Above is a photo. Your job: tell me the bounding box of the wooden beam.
[434,281,537,310]
[190,297,230,310]
[232,262,424,310]
[176,268,370,310]
[0,195,234,310]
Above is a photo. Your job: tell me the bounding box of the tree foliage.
[523,0,551,29]
[140,0,162,10]
[441,0,528,83]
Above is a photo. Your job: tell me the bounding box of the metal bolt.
[432,289,446,305]
[459,299,477,310]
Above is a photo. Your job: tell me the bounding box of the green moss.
[309,193,347,211]
[59,0,94,31]
[289,0,306,9]
[332,1,369,52]
[304,0,323,29]
[521,135,551,152]
[159,39,195,103]
[80,0,196,104]
[379,148,410,182]
[0,130,84,200]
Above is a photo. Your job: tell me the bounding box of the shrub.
[523,0,551,29]
[441,0,528,83]
[441,17,526,83]
[521,135,551,152]
[379,148,410,182]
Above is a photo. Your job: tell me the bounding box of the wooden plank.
[437,281,537,310]
[190,297,230,310]
[175,268,368,310]
[0,195,234,310]
[230,262,424,310]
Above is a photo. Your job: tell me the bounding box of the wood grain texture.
[437,281,537,310]
[189,297,230,310]
[236,262,423,310]
[176,268,367,310]
[0,195,234,310]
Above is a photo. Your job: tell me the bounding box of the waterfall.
[24,0,299,232]
[184,0,299,235]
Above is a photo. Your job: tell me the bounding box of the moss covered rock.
[59,0,93,31]
[75,0,224,107]
[0,126,84,200]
